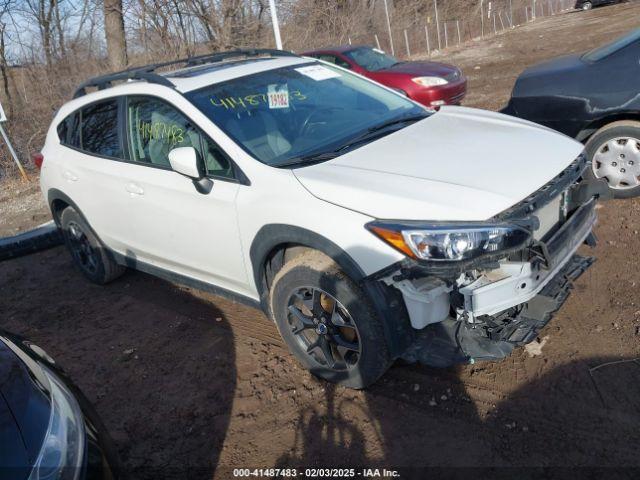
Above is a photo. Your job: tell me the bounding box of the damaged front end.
[367,154,609,367]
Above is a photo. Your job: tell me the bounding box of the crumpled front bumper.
[401,199,598,368]
[460,198,597,319]
[402,253,595,367]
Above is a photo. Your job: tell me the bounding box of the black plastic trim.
[249,224,414,357]
[250,224,367,299]
[494,154,588,221]
[73,49,300,98]
[47,189,83,225]
[111,251,261,309]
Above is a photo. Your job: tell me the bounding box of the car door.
[115,95,250,296]
[54,97,135,251]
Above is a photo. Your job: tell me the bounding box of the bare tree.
[104,0,128,69]
[0,1,12,116]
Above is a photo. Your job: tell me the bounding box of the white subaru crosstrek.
[39,49,610,388]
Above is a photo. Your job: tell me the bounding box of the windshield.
[582,28,640,62]
[185,63,426,167]
[343,47,399,71]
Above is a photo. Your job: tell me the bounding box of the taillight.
[33,153,44,169]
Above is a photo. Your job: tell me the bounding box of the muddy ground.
[0,178,50,237]
[2,3,640,478]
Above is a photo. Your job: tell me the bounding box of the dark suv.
[575,0,625,10]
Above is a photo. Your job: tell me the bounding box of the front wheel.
[581,1,593,10]
[584,121,640,199]
[269,250,392,389]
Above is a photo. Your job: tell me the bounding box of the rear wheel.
[269,249,392,389]
[581,1,593,9]
[584,121,640,199]
[59,207,125,284]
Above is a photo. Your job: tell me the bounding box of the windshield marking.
[209,90,307,110]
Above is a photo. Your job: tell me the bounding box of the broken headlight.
[367,222,532,262]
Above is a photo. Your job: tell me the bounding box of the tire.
[59,207,125,284]
[269,249,392,389]
[584,120,640,199]
[581,1,592,9]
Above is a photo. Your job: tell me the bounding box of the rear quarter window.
[81,99,123,158]
[57,111,80,148]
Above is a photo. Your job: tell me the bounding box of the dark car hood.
[0,392,30,479]
[0,337,51,469]
[380,60,460,78]
[513,54,585,96]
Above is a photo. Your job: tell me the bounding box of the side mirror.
[168,146,213,195]
[169,147,200,178]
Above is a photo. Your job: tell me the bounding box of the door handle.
[63,171,78,182]
[125,182,145,196]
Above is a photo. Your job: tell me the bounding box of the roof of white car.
[71,52,316,105]
[58,51,317,120]
[165,56,311,93]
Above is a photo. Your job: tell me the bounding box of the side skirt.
[111,251,262,311]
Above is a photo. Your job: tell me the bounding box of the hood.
[0,393,30,479]
[381,60,460,79]
[513,54,585,97]
[293,106,584,221]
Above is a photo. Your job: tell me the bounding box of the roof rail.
[73,48,298,99]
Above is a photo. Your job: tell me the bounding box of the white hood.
[293,106,584,221]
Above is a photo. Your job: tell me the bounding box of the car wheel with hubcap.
[581,1,592,10]
[270,249,392,389]
[59,207,125,284]
[584,121,640,199]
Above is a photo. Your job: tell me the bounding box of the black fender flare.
[249,224,413,358]
[46,189,121,265]
[47,189,83,226]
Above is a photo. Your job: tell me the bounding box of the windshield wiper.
[275,151,341,168]
[331,113,427,151]
[276,113,428,169]
[363,113,428,136]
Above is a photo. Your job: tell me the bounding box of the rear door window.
[81,100,123,158]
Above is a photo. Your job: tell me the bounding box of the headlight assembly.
[367,222,532,262]
[28,367,85,480]
[411,76,448,87]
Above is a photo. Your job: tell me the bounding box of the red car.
[302,45,467,108]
